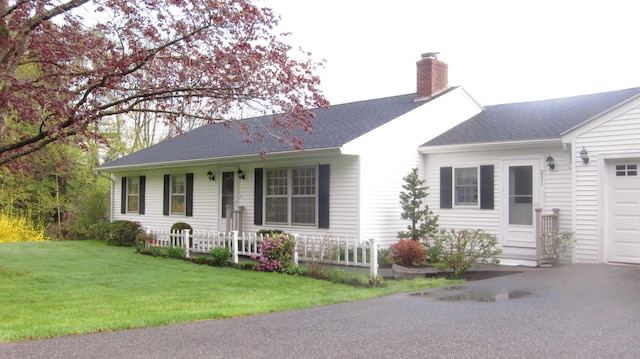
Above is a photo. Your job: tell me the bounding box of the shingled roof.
[422,87,640,147]
[99,91,449,170]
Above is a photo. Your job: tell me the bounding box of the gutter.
[419,138,562,154]
[96,147,343,172]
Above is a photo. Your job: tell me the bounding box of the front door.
[221,171,235,220]
[503,160,538,248]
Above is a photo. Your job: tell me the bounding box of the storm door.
[221,171,235,219]
[502,160,537,248]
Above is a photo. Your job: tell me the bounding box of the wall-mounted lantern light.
[580,147,590,165]
[546,154,555,170]
[237,168,245,180]
[207,170,215,182]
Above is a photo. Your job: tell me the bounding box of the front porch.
[500,208,562,267]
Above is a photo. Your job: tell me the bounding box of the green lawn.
[0,240,457,342]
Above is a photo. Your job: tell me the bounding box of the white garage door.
[608,162,640,264]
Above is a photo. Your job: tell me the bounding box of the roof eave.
[419,138,562,154]
[561,91,640,137]
[95,147,343,172]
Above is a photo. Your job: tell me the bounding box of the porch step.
[499,254,538,267]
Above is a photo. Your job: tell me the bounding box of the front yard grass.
[0,240,458,342]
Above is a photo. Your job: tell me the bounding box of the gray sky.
[263,0,640,106]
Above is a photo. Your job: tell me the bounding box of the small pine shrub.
[0,212,48,243]
[106,220,142,246]
[388,239,427,266]
[210,246,232,266]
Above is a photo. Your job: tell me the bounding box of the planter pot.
[392,263,439,279]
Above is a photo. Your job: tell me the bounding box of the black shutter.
[440,167,452,209]
[120,177,127,214]
[318,164,330,228]
[139,176,146,214]
[163,175,170,216]
[186,173,194,217]
[254,168,263,225]
[480,165,494,209]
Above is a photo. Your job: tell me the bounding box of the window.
[292,167,316,224]
[440,166,493,210]
[121,176,145,215]
[171,175,186,215]
[265,168,291,224]
[163,173,193,217]
[454,167,478,206]
[221,171,234,218]
[265,166,317,225]
[616,164,638,177]
[127,177,139,212]
[508,166,533,225]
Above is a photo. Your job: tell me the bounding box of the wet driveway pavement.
[2,264,640,358]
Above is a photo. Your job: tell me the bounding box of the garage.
[607,161,640,264]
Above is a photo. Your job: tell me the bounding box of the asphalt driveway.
[2,264,640,358]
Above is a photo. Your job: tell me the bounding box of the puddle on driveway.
[412,288,532,302]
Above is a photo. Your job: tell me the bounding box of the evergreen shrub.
[106,220,142,246]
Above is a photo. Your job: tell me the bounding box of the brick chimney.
[416,52,448,100]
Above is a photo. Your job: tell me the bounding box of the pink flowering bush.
[253,234,296,273]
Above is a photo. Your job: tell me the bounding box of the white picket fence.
[143,228,379,277]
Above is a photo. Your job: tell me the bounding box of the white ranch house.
[98,54,640,267]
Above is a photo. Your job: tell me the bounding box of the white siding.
[572,103,640,263]
[113,167,220,231]
[108,88,483,246]
[354,88,483,247]
[111,152,361,239]
[239,154,360,238]
[425,144,573,255]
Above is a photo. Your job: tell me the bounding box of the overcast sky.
[262,0,640,106]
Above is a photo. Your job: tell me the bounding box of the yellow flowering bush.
[0,212,48,243]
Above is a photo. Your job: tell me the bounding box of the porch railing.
[224,205,244,233]
[535,208,559,266]
[143,228,379,277]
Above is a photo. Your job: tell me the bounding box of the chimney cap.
[421,52,439,59]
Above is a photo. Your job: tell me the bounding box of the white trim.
[420,139,560,154]
[96,147,342,172]
[599,152,640,263]
[561,94,640,140]
[501,158,541,249]
[453,166,480,208]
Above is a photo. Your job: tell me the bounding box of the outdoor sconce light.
[546,154,555,170]
[237,168,245,180]
[206,170,215,182]
[580,147,590,165]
